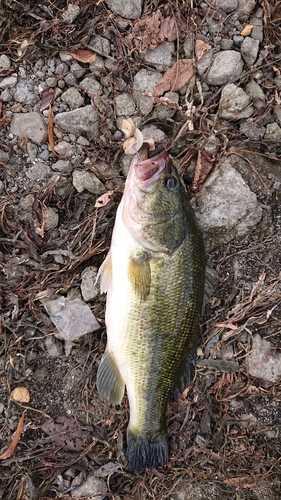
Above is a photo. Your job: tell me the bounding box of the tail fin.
[127,429,168,474]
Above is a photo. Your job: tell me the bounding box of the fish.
[96,145,206,473]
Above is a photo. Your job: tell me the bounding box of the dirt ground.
[0,1,281,499]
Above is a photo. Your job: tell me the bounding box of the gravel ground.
[0,1,280,499]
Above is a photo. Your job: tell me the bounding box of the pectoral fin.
[96,350,125,405]
[128,251,151,300]
[96,251,112,294]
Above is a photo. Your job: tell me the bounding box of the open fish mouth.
[135,153,170,189]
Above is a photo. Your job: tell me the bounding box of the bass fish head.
[122,149,190,254]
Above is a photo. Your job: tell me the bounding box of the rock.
[264,122,281,141]
[197,49,213,76]
[44,335,63,358]
[55,105,100,139]
[51,160,71,172]
[61,88,84,109]
[215,0,238,13]
[220,39,233,50]
[80,77,102,99]
[72,169,105,194]
[247,334,281,383]
[249,8,263,42]
[0,149,10,163]
[1,88,12,101]
[274,107,281,127]
[205,50,244,85]
[0,76,17,89]
[70,62,86,79]
[153,92,179,119]
[71,475,107,499]
[13,79,35,104]
[240,37,259,66]
[44,207,59,230]
[240,122,265,140]
[238,0,257,21]
[245,80,265,109]
[54,141,76,158]
[114,93,136,116]
[26,142,38,162]
[194,159,263,250]
[89,35,111,55]
[55,62,69,75]
[11,112,47,145]
[105,0,143,20]
[183,34,194,59]
[133,69,162,115]
[218,83,254,120]
[81,266,99,302]
[25,161,52,181]
[144,42,175,71]
[62,3,80,23]
[141,125,167,143]
[0,54,11,69]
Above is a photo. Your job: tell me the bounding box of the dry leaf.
[195,39,212,61]
[192,150,214,193]
[131,11,162,53]
[10,386,30,403]
[153,59,194,97]
[223,476,258,488]
[0,413,25,460]
[40,89,54,112]
[159,15,178,41]
[241,24,253,36]
[94,191,114,208]
[154,96,181,110]
[41,416,87,451]
[48,104,58,157]
[71,49,96,64]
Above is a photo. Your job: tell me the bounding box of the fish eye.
[164,175,179,190]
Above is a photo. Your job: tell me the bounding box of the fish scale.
[96,148,205,473]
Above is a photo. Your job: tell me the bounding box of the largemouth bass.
[96,146,205,473]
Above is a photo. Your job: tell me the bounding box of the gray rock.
[183,34,194,59]
[0,75,17,89]
[70,62,86,79]
[80,77,102,99]
[11,112,47,145]
[264,122,281,141]
[55,62,69,75]
[220,39,233,50]
[0,181,4,195]
[197,49,213,76]
[26,161,52,181]
[54,141,76,158]
[26,142,38,162]
[133,69,162,115]
[72,169,105,194]
[64,73,77,86]
[114,93,136,116]
[89,35,111,55]
[0,149,10,163]
[218,83,254,120]
[206,50,243,85]
[61,87,84,109]
[274,107,281,127]
[45,207,59,230]
[153,92,179,119]
[81,266,99,302]
[215,0,238,12]
[247,334,281,383]
[71,475,107,499]
[13,79,35,104]
[141,125,167,143]
[233,35,244,48]
[249,8,263,42]
[62,4,80,23]
[238,0,257,21]
[144,42,175,71]
[1,88,12,101]
[240,37,259,66]
[105,0,143,20]
[245,80,265,109]
[0,55,11,69]
[55,105,100,139]
[194,160,263,250]
[44,335,63,358]
[51,159,71,172]
[240,121,265,140]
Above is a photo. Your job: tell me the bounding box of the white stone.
[218,83,254,120]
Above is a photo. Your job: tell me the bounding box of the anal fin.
[96,350,125,405]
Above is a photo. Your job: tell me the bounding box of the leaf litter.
[0,0,280,499]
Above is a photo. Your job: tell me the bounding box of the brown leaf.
[191,150,214,193]
[0,413,25,460]
[223,476,258,488]
[131,11,162,53]
[153,96,182,110]
[195,39,212,61]
[41,416,87,452]
[153,59,194,97]
[159,16,178,41]
[40,89,54,112]
[94,190,114,208]
[71,49,96,64]
[48,104,58,157]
